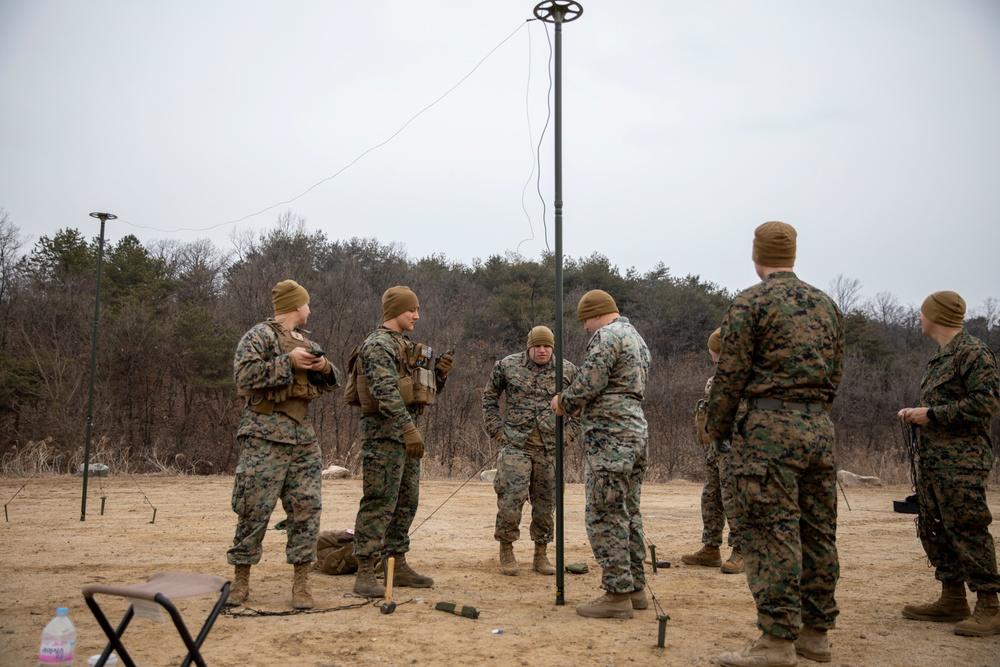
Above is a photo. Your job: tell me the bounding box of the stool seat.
[83,571,230,667]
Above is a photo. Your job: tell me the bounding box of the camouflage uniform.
[560,316,651,594]
[482,351,579,545]
[707,271,844,640]
[352,328,444,559]
[697,377,743,550]
[228,320,338,566]
[915,330,1000,592]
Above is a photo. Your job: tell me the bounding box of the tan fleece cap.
[272,280,309,315]
[708,328,722,354]
[921,291,965,327]
[577,289,618,322]
[382,286,419,321]
[527,325,555,348]
[752,221,797,267]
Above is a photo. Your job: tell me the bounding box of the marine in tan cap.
[482,325,580,577]
[551,290,652,619]
[898,291,1000,637]
[350,285,454,597]
[682,327,745,575]
[708,221,844,666]
[228,279,341,611]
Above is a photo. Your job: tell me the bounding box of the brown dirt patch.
[0,475,997,666]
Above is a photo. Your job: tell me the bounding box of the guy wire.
[127,471,158,523]
[122,19,536,237]
[407,443,501,537]
[578,449,670,619]
[517,19,554,258]
[4,473,37,522]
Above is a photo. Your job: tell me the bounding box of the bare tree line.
[1,209,997,484]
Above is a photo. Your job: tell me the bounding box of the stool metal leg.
[83,595,139,667]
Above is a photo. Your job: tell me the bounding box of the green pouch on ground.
[565,563,589,574]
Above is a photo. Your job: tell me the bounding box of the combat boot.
[717,633,797,667]
[499,541,518,576]
[902,581,970,622]
[291,562,314,610]
[721,546,745,574]
[576,591,634,619]
[954,591,1000,637]
[353,558,385,597]
[533,542,556,575]
[794,626,830,662]
[681,544,722,567]
[629,587,649,610]
[225,564,251,606]
[392,552,434,587]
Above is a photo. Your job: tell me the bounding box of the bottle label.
[39,641,75,663]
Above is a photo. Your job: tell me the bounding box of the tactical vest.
[238,320,324,423]
[345,330,436,414]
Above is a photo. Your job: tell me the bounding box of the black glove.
[712,439,731,454]
[307,350,329,386]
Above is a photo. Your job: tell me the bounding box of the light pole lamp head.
[89,212,117,221]
[533,0,583,24]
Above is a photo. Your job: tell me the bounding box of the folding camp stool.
[83,571,230,667]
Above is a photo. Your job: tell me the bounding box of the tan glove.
[435,353,454,380]
[402,422,424,459]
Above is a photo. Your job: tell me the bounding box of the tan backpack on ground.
[315,530,358,575]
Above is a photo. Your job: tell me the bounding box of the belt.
[749,397,828,414]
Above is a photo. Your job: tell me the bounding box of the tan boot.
[353,557,385,597]
[392,553,434,587]
[533,542,556,575]
[225,564,251,606]
[499,541,518,576]
[576,591,634,619]
[954,592,1000,637]
[721,546,745,574]
[902,581,970,622]
[291,562,314,610]
[794,626,830,662]
[681,544,722,567]
[717,633,797,667]
[629,588,649,610]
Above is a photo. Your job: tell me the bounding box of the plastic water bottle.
[38,607,76,665]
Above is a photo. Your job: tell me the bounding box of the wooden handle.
[385,556,395,603]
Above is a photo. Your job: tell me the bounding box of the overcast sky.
[1,1,998,314]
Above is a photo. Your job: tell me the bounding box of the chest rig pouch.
[348,334,436,413]
[239,321,322,422]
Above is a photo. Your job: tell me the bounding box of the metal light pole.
[81,211,116,521]
[533,0,582,606]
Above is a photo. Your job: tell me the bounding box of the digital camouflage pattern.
[916,330,1000,592]
[483,351,580,452]
[706,271,844,639]
[560,316,650,594]
[697,377,742,549]
[234,321,334,442]
[353,328,441,560]
[228,321,338,566]
[917,330,999,471]
[706,272,843,440]
[482,351,580,544]
[228,436,323,565]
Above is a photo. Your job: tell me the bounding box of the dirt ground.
[1,474,997,667]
